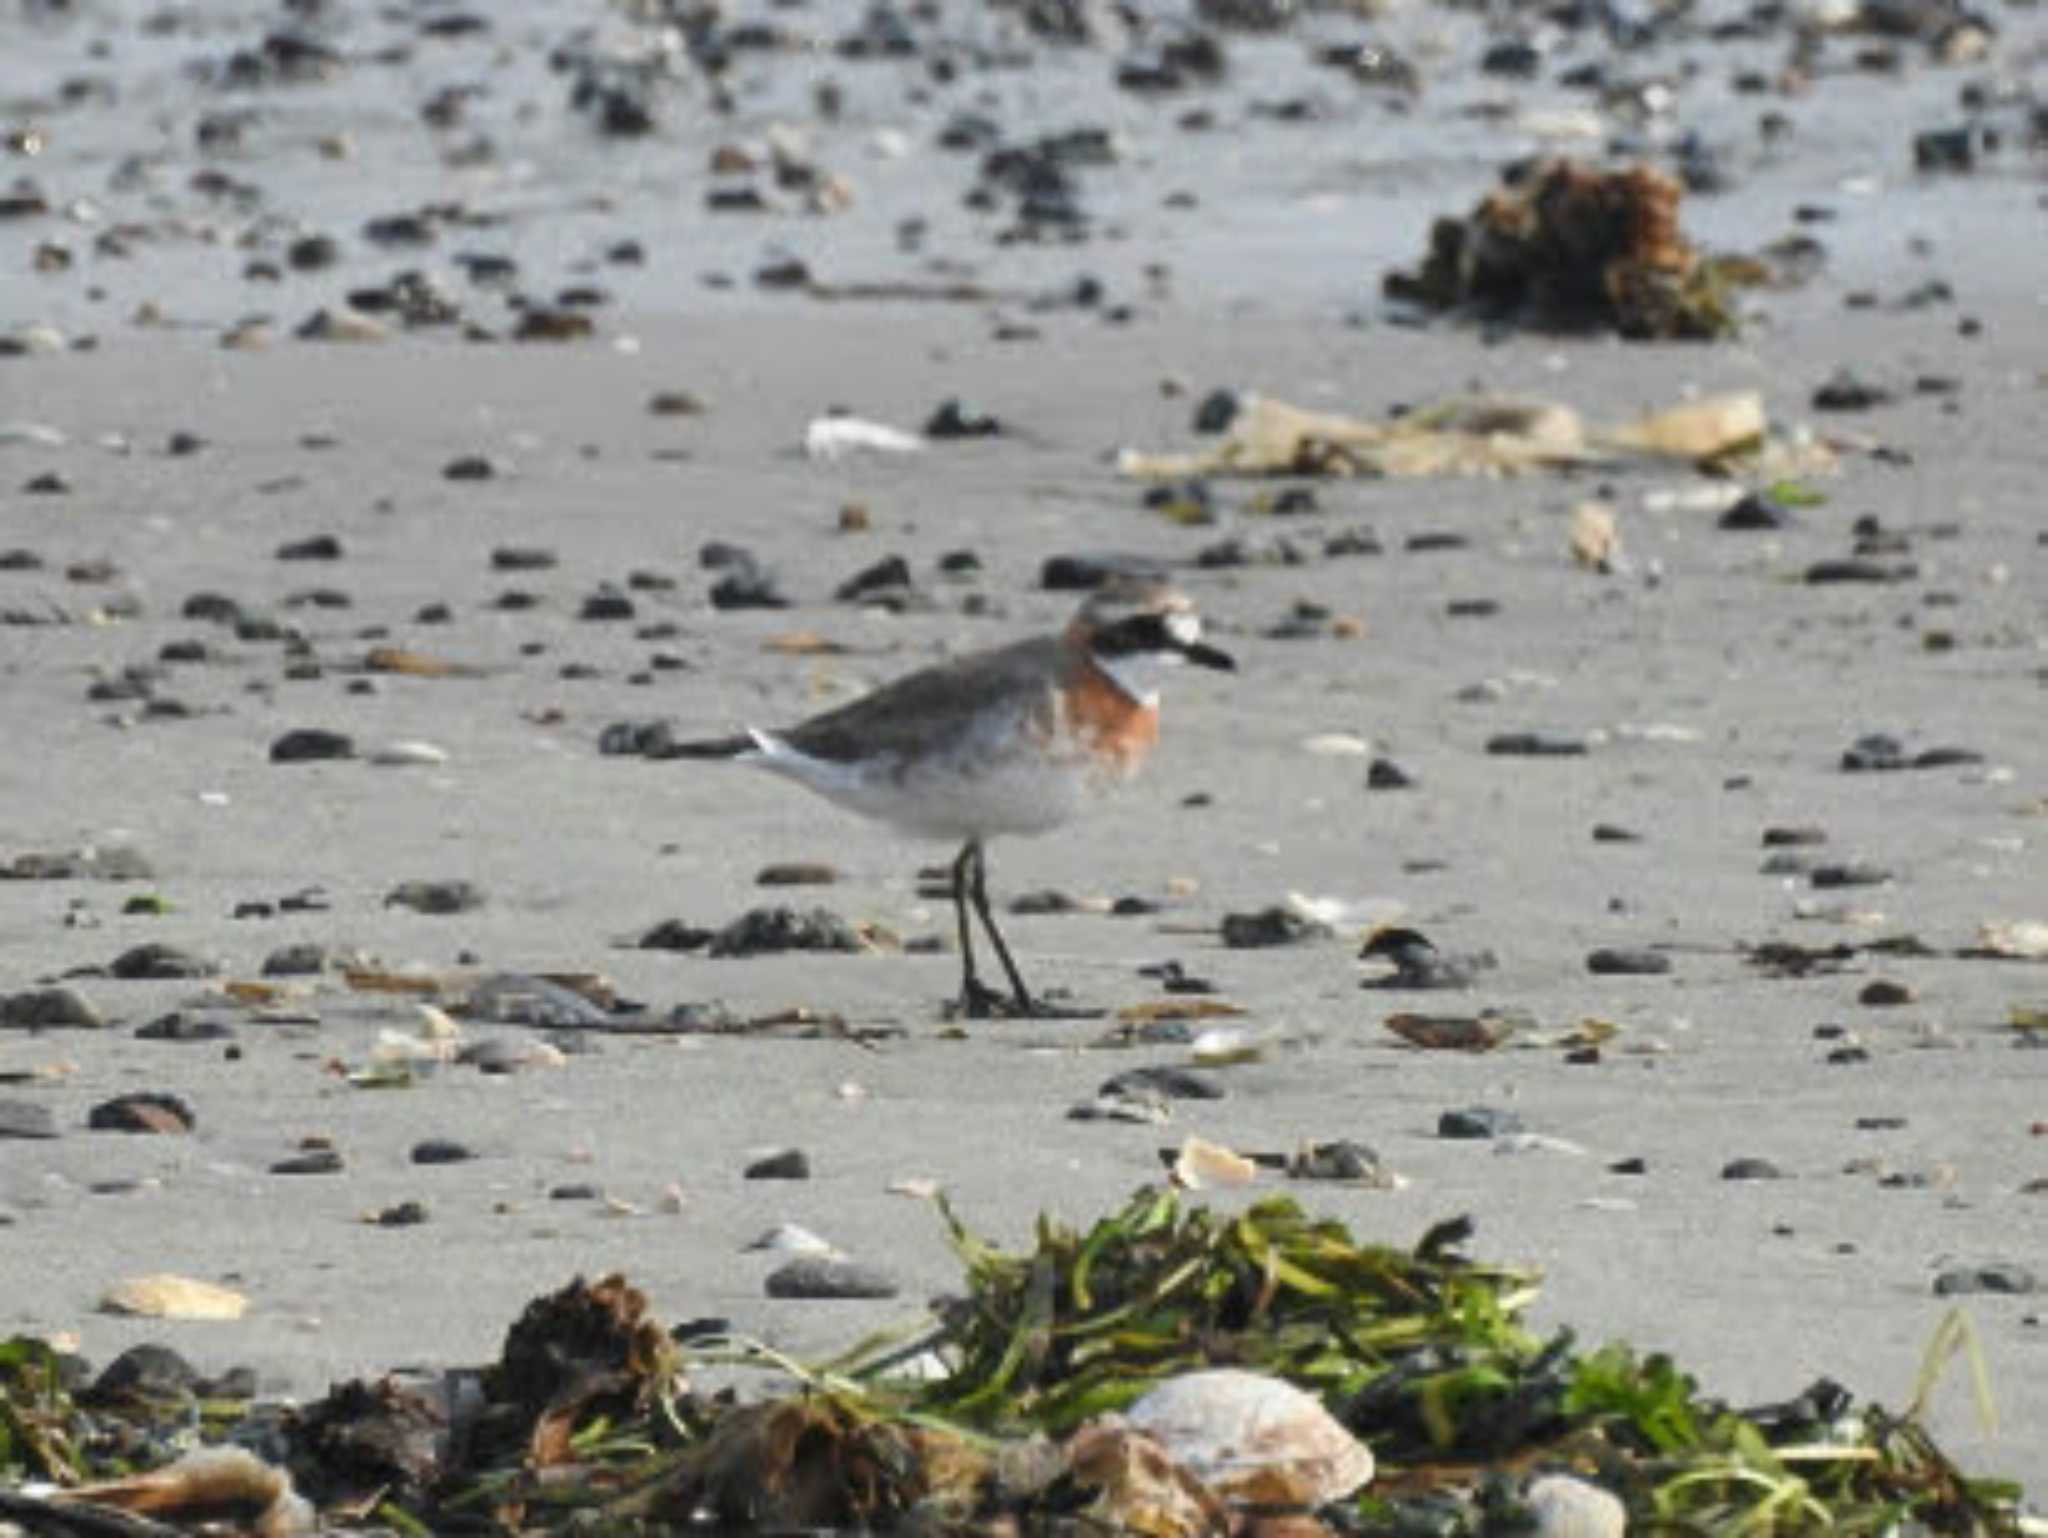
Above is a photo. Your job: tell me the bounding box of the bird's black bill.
[1181,639,1236,671]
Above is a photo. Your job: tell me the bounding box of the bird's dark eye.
[1093,612,1174,657]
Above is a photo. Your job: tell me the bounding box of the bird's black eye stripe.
[1092,612,1177,657]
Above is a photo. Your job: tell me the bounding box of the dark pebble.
[270,1148,344,1175]
[270,728,354,763]
[708,905,863,956]
[1811,370,1892,411]
[1,986,105,1027]
[1040,552,1168,592]
[411,1138,475,1165]
[1608,1156,1648,1175]
[835,555,915,605]
[743,1148,811,1179]
[465,973,612,1029]
[765,1257,899,1300]
[1591,823,1642,843]
[1586,947,1671,976]
[1762,825,1828,846]
[924,398,1002,438]
[709,563,789,610]
[88,1092,197,1134]
[90,1344,202,1399]
[1099,1066,1224,1101]
[1806,558,1914,585]
[1858,979,1915,1006]
[1721,1157,1786,1180]
[756,863,838,886]
[276,534,342,561]
[1717,492,1793,531]
[1933,1263,2036,1297]
[1810,862,1891,888]
[550,1182,600,1201]
[1289,1140,1382,1181]
[0,1099,59,1139]
[443,455,496,481]
[1438,1106,1524,1140]
[579,585,635,621]
[492,546,558,571]
[110,943,217,980]
[384,879,485,914]
[375,1200,430,1227]
[638,917,715,951]
[1191,388,1241,434]
[1486,732,1588,757]
[1220,906,1328,948]
[1366,757,1413,789]
[261,943,332,975]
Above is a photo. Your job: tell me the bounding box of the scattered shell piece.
[1526,1473,1627,1538]
[1170,1135,1259,1191]
[803,415,924,460]
[370,740,450,767]
[1190,1027,1263,1067]
[1301,733,1370,757]
[1124,1369,1375,1505]
[101,1274,248,1320]
[1570,500,1620,572]
[1600,391,1766,461]
[888,1176,942,1200]
[1976,920,2048,959]
[745,1222,840,1257]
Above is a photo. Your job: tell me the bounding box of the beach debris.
[709,905,867,956]
[99,1274,248,1321]
[1360,927,1498,990]
[1569,499,1622,572]
[765,1257,901,1300]
[1119,388,1779,482]
[58,1446,314,1538]
[1383,159,1758,339]
[1168,1135,1260,1190]
[1123,1368,1375,1504]
[1972,920,2048,960]
[804,414,925,460]
[490,1273,679,1468]
[87,1092,197,1134]
[1385,1011,1520,1052]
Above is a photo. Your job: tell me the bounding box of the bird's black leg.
[966,840,1036,1016]
[952,840,1006,1018]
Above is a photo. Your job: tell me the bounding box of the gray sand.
[2,0,2045,1495]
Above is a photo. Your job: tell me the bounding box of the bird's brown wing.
[778,635,1063,764]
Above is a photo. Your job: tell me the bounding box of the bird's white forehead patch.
[1163,609,1202,646]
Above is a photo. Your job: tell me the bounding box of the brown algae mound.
[0,1189,2027,1537]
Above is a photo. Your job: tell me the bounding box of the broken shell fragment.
[1124,1368,1375,1506]
[1526,1473,1627,1538]
[1170,1134,1259,1190]
[100,1273,249,1320]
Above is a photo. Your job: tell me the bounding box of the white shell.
[1125,1369,1374,1504]
[1527,1474,1627,1538]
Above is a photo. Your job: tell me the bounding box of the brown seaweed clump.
[1384,159,1743,340]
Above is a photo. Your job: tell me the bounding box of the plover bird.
[674,578,1235,1017]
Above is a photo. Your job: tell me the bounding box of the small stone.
[411,1138,475,1165]
[579,585,635,621]
[134,1012,235,1042]
[1810,862,1891,888]
[1191,388,1241,434]
[0,1100,59,1139]
[374,1200,429,1227]
[1591,823,1641,843]
[262,943,332,976]
[708,906,863,956]
[1220,907,1329,948]
[2,986,104,1027]
[270,1147,344,1175]
[1486,732,1588,757]
[110,943,217,980]
[924,398,1002,439]
[1858,979,1916,1007]
[744,1148,811,1180]
[648,390,707,417]
[1722,1156,1786,1180]
[764,1257,899,1300]
[1288,1140,1385,1182]
[1932,1263,2036,1297]
[276,534,343,561]
[1806,558,1913,585]
[1100,1066,1225,1101]
[88,1092,197,1134]
[1039,553,1168,592]
[1811,369,1892,411]
[755,862,838,886]
[1585,947,1671,976]
[270,728,354,763]
[443,454,496,481]
[1763,825,1828,846]
[92,1344,202,1398]
[638,918,715,951]
[384,879,485,915]
[1366,757,1413,790]
[1438,1107,1524,1140]
[1717,492,1793,531]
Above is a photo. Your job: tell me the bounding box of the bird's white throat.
[1093,647,1181,707]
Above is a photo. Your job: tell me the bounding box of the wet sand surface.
[2,0,2045,1492]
